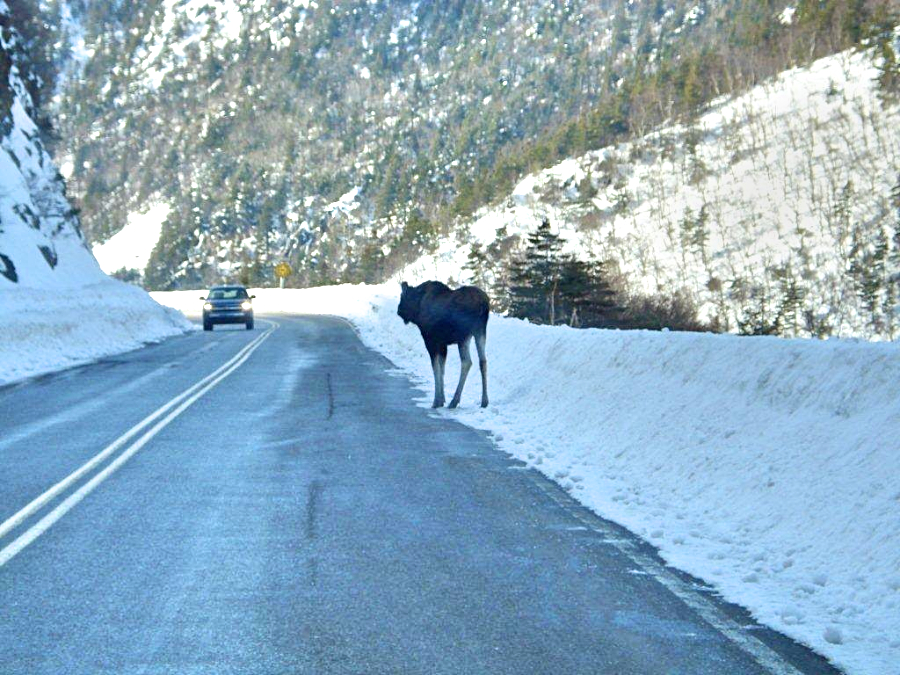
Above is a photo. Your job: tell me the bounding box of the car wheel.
[203,320,213,331]
[246,319,254,330]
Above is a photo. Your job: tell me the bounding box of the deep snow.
[156,285,900,675]
[0,283,193,386]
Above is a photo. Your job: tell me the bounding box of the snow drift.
[155,284,900,675]
[0,284,193,385]
[406,46,900,340]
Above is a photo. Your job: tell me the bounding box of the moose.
[397,280,490,409]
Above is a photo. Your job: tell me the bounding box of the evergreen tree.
[775,265,806,336]
[507,218,566,324]
[680,205,710,266]
[849,225,889,328]
[557,258,622,328]
[875,30,900,100]
[506,219,621,327]
[891,174,900,268]
[463,242,491,288]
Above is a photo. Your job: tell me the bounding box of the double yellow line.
[0,320,279,568]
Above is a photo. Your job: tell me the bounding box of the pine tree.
[680,205,710,266]
[775,265,806,337]
[463,242,491,288]
[875,32,900,101]
[737,285,782,336]
[505,219,621,328]
[507,218,567,324]
[891,174,900,267]
[884,281,898,340]
[849,225,889,329]
[558,258,622,328]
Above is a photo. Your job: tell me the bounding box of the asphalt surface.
[0,315,842,675]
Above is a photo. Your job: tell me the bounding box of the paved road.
[0,315,841,674]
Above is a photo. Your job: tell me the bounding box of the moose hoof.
[481,398,489,408]
[432,400,445,409]
[448,398,460,409]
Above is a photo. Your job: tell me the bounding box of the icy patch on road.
[155,284,900,675]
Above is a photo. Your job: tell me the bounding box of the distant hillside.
[49,0,898,289]
[404,45,900,340]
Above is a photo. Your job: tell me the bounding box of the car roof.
[209,285,247,290]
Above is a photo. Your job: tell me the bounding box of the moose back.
[397,281,489,409]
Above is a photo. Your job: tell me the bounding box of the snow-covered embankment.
[0,284,192,386]
[157,284,900,675]
[0,7,192,386]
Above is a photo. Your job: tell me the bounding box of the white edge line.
[529,479,806,675]
[0,321,277,557]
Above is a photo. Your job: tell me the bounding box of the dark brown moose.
[397,281,489,409]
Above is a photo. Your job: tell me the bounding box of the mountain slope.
[53,0,887,289]
[406,44,900,339]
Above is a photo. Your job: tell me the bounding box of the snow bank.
[0,282,193,386]
[156,284,900,675]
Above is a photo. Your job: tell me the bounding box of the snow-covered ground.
[157,284,900,675]
[0,283,193,386]
[91,203,171,275]
[405,46,900,340]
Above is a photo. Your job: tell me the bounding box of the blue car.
[201,285,255,331]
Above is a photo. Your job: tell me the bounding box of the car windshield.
[207,288,248,300]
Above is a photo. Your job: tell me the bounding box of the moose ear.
[401,281,408,290]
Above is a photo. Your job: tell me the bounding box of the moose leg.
[430,345,447,408]
[474,331,488,408]
[448,337,472,409]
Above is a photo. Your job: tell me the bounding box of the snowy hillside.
[0,6,192,385]
[61,0,870,290]
[157,284,900,675]
[407,46,900,340]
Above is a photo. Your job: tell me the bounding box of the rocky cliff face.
[0,2,103,289]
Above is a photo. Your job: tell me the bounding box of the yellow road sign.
[274,262,292,279]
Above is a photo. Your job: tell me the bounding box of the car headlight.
[203,302,213,310]
[241,301,252,311]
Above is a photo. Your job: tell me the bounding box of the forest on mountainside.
[29,0,894,290]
